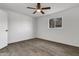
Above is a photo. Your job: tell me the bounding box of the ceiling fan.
[27,3,51,14]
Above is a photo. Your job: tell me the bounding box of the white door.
[0,10,8,49]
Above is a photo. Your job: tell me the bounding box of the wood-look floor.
[0,38,79,56]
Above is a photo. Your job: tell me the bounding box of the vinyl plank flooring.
[0,38,79,56]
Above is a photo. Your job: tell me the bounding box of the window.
[49,17,62,28]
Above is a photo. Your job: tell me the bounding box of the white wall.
[37,6,79,47]
[8,11,35,43]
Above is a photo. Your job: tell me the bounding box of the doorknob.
[5,30,8,32]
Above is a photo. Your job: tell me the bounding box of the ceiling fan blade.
[37,3,41,9]
[33,11,37,14]
[41,11,45,14]
[42,7,51,10]
[27,7,35,9]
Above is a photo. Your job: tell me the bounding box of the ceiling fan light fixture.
[27,3,51,14]
[37,9,41,12]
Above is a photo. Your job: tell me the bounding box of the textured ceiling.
[0,3,79,18]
